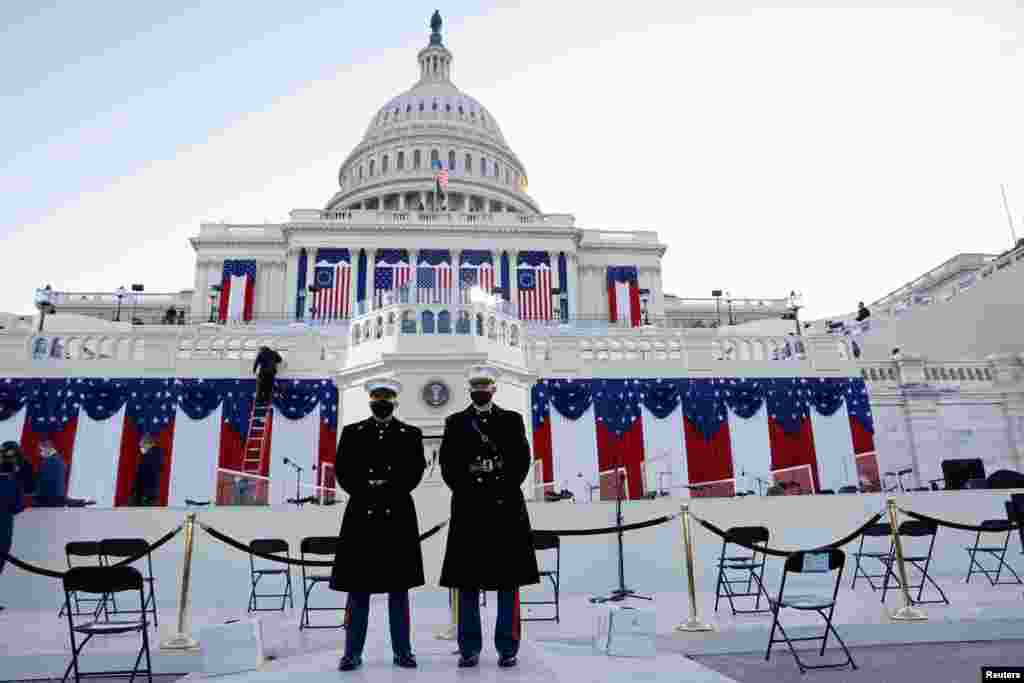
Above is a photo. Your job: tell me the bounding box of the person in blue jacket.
[34,440,67,507]
[0,441,27,611]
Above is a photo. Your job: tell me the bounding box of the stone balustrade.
[284,208,576,229]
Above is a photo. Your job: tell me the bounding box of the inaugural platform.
[1,10,1023,683]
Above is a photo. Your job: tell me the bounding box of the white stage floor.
[3,583,1021,682]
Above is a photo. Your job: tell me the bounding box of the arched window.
[359,165,364,180]
[432,56,437,73]
[352,327,360,346]
[397,151,404,170]
[431,149,439,165]
[476,313,484,336]
[413,150,421,169]
[487,317,496,339]
[510,326,519,347]
[418,101,424,111]
[445,103,451,112]
[448,150,456,171]
[381,155,389,173]
[421,310,435,333]
[438,310,452,333]
[494,162,500,178]
[406,104,412,113]
[432,100,438,111]
[456,311,471,334]
[383,111,389,122]
[369,159,375,176]
[375,316,383,339]
[458,105,464,115]
[465,154,472,174]
[480,157,486,175]
[500,321,508,343]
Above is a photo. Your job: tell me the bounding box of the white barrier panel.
[168,405,222,506]
[69,405,125,507]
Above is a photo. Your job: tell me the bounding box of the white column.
[304,250,316,320]
[347,250,358,319]
[566,252,579,324]
[509,249,519,316]
[190,259,206,323]
[368,248,378,310]
[399,193,406,211]
[273,261,286,320]
[284,251,298,322]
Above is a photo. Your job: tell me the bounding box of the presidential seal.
[422,380,450,408]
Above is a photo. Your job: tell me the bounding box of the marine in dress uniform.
[439,366,540,669]
[329,379,426,672]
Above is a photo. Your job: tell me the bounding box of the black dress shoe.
[498,655,518,668]
[393,653,418,668]
[338,655,362,671]
[458,654,480,668]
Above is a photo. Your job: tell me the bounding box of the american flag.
[374,263,413,307]
[458,263,496,303]
[312,250,351,321]
[518,264,553,321]
[417,264,453,304]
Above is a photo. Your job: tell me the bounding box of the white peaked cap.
[365,378,403,396]
[466,365,498,384]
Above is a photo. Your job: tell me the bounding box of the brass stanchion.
[435,588,458,640]
[886,498,927,621]
[162,512,201,650]
[675,504,713,632]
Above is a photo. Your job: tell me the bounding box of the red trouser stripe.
[513,589,521,641]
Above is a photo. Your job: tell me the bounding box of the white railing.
[859,358,996,387]
[349,302,523,350]
[284,209,575,229]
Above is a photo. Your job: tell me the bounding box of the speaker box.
[940,458,985,491]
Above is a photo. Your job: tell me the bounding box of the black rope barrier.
[691,511,885,558]
[535,512,680,537]
[200,519,450,567]
[898,507,1019,534]
[0,524,183,580]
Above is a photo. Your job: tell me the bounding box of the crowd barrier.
[1,498,1020,650]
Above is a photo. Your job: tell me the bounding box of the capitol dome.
[325,12,539,215]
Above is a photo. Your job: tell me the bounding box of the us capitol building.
[6,12,1023,499]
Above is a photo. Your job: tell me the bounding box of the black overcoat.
[439,404,540,590]
[329,417,426,593]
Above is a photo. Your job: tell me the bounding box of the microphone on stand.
[283,457,302,471]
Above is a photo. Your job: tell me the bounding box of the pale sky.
[3,1,1023,320]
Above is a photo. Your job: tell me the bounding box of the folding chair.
[850,522,892,591]
[299,536,345,630]
[60,566,153,683]
[248,539,295,612]
[713,526,771,615]
[99,538,159,627]
[522,531,560,623]
[59,542,108,619]
[879,520,949,605]
[765,549,856,674]
[963,519,1022,586]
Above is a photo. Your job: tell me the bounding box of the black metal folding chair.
[714,526,771,615]
[879,520,949,605]
[850,522,892,591]
[59,542,108,619]
[299,536,345,630]
[99,538,159,627]
[765,548,856,674]
[60,566,153,683]
[247,539,295,612]
[964,519,1022,586]
[522,531,560,623]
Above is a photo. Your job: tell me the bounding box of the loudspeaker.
[940,458,985,491]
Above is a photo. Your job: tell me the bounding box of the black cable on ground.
[899,507,1018,534]
[692,511,884,558]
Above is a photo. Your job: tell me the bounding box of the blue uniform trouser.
[344,591,412,658]
[457,589,521,658]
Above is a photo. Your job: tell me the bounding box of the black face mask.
[370,400,395,419]
[470,391,492,407]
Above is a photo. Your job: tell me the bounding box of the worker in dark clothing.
[855,302,870,322]
[1,441,27,610]
[132,435,164,506]
[34,441,67,507]
[253,346,283,403]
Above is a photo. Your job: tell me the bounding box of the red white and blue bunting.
[531,377,876,501]
[0,377,338,508]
